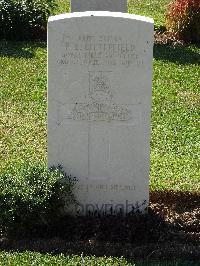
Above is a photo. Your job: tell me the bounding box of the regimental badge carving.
[69,71,132,122]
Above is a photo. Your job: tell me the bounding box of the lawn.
[0,252,132,266]
[0,252,199,266]
[1,0,199,191]
[0,0,199,264]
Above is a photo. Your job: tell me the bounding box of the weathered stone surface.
[48,12,154,215]
[71,0,127,12]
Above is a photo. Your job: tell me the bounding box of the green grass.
[0,252,199,266]
[53,0,170,27]
[53,0,70,14]
[0,252,132,266]
[0,0,199,191]
[0,41,47,173]
[128,0,170,27]
[0,44,199,191]
[0,0,199,264]
[151,45,200,191]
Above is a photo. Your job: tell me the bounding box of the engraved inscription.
[57,34,142,67]
[68,71,132,121]
[76,183,136,192]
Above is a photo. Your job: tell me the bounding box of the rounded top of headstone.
[48,11,154,24]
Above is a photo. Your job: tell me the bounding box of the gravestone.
[71,0,127,12]
[48,10,154,215]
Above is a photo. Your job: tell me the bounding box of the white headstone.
[48,12,154,215]
[71,0,127,12]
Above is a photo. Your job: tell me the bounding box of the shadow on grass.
[0,191,199,261]
[154,44,200,65]
[0,40,46,59]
